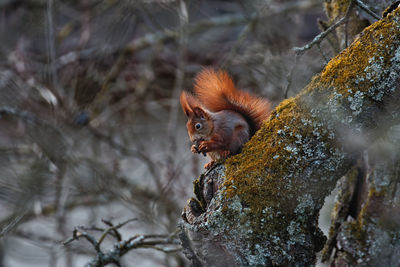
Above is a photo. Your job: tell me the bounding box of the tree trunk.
[322,131,400,266]
[179,5,400,267]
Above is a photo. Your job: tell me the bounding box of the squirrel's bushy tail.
[194,68,271,134]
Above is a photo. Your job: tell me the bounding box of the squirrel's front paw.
[191,144,199,154]
[198,141,210,153]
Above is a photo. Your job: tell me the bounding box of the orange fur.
[180,90,199,116]
[194,68,271,134]
[180,68,271,169]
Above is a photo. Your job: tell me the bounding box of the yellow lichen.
[213,6,400,248]
[187,7,400,265]
[319,15,399,97]
[223,97,333,214]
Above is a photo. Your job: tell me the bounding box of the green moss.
[214,6,400,222]
[224,99,307,210]
[188,7,400,266]
[319,10,400,99]
[222,89,345,213]
[213,96,337,264]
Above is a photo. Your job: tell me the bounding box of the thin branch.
[63,228,100,252]
[54,13,247,70]
[96,218,137,249]
[13,229,95,255]
[284,53,299,99]
[355,0,381,20]
[294,16,347,55]
[294,1,356,55]
[64,220,181,267]
[55,0,320,69]
[344,0,356,48]
[0,196,116,233]
[0,214,25,238]
[317,43,330,64]
[294,17,346,55]
[101,219,122,241]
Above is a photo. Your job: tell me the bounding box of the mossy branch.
[180,7,400,267]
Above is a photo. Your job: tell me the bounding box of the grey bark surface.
[180,5,400,267]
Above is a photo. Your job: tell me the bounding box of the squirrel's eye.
[195,123,202,130]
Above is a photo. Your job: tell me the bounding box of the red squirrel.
[180,68,271,169]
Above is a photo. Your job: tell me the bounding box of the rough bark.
[180,6,400,267]
[322,132,400,266]
[320,1,400,266]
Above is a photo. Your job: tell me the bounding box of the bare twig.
[63,228,99,251]
[101,219,122,241]
[294,16,347,55]
[0,196,116,233]
[0,214,25,238]
[64,220,181,267]
[96,218,137,249]
[355,0,381,20]
[54,13,246,70]
[294,1,356,55]
[55,1,320,70]
[344,0,356,48]
[317,43,330,64]
[284,53,299,99]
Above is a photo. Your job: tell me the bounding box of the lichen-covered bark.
[180,7,400,267]
[323,133,400,266]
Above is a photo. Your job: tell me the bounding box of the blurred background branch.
[0,0,397,266]
[63,219,180,267]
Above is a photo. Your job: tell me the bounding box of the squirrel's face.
[180,91,213,142]
[187,107,213,142]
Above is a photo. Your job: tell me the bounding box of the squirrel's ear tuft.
[180,91,192,116]
[180,91,200,117]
